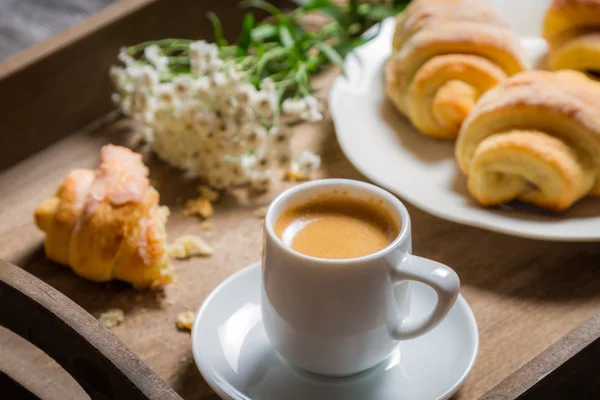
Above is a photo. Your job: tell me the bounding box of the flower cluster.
[110,41,322,191]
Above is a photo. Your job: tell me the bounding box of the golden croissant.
[385,0,529,139]
[543,0,600,77]
[455,70,600,211]
[34,145,174,289]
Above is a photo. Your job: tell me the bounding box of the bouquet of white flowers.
[110,0,408,191]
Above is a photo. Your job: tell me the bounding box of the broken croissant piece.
[455,70,600,211]
[385,0,529,139]
[543,0,600,77]
[34,145,174,289]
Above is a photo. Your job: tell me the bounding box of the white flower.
[155,83,177,108]
[111,37,325,192]
[130,90,155,114]
[260,77,276,94]
[297,150,321,173]
[191,58,208,77]
[240,154,257,171]
[282,98,306,116]
[268,125,291,145]
[111,92,121,104]
[241,123,267,146]
[236,84,256,106]
[299,95,323,122]
[224,120,240,137]
[208,58,225,73]
[190,40,219,61]
[144,44,169,72]
[301,108,324,122]
[173,75,194,98]
[304,95,320,110]
[109,66,129,93]
[211,72,228,88]
[254,90,277,118]
[208,170,233,190]
[222,137,246,156]
[194,76,211,92]
[124,65,159,92]
[226,64,242,82]
[234,106,255,124]
[194,110,217,131]
[249,170,274,192]
[219,96,238,113]
[118,47,136,66]
[256,154,272,170]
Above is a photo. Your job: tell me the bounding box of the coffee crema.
[274,193,399,259]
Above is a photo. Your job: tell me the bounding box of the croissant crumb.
[183,197,214,218]
[168,235,213,259]
[198,185,220,202]
[176,311,195,331]
[99,308,125,329]
[284,169,310,182]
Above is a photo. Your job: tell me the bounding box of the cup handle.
[390,254,460,340]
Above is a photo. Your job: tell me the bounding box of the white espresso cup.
[261,179,460,376]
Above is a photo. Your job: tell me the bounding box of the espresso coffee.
[274,193,399,259]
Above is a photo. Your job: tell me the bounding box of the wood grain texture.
[2,86,600,399]
[482,314,600,399]
[1,0,600,399]
[0,0,117,61]
[0,260,182,399]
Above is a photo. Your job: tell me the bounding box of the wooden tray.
[2,0,600,398]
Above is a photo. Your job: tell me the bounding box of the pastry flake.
[168,235,213,259]
[183,197,214,218]
[99,308,125,329]
[176,311,195,331]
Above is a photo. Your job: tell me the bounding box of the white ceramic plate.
[329,0,600,241]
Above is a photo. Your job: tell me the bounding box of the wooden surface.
[482,313,600,399]
[0,260,181,400]
[2,1,600,399]
[3,94,600,399]
[0,0,115,61]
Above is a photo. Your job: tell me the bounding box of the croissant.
[34,145,174,289]
[385,0,529,139]
[543,0,600,77]
[455,70,600,211]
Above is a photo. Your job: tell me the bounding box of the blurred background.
[0,0,116,60]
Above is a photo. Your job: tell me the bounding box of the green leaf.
[251,23,277,41]
[256,43,266,57]
[241,0,285,17]
[294,0,343,21]
[237,12,255,51]
[316,42,345,74]
[364,5,399,21]
[207,12,227,46]
[279,26,295,48]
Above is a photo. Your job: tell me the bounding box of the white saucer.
[191,262,479,400]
